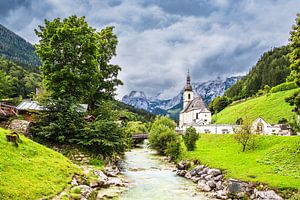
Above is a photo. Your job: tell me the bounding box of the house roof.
[182,96,210,113]
[17,100,88,112]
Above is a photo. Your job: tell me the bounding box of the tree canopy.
[35,16,122,105]
[286,13,300,114]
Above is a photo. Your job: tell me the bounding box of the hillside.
[213,89,299,124]
[0,56,41,99]
[225,46,290,101]
[0,128,79,199]
[0,24,40,70]
[181,134,300,190]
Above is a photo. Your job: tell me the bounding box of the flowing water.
[119,141,211,200]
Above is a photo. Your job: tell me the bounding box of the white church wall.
[182,124,238,134]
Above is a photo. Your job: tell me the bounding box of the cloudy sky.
[1,0,300,99]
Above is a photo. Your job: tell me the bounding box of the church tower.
[183,71,193,109]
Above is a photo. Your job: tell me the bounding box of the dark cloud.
[0,0,299,99]
[0,0,30,19]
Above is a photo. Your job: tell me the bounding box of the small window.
[188,93,191,100]
[196,113,199,119]
[204,119,207,122]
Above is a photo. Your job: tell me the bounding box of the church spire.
[184,70,192,91]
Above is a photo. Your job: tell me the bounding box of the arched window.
[188,93,191,100]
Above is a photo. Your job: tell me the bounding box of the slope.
[225,46,291,101]
[0,128,79,200]
[0,24,40,70]
[213,89,299,124]
[181,134,300,190]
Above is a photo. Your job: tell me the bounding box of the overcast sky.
[1,0,300,99]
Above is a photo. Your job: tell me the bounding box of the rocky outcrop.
[176,160,283,200]
[55,165,128,200]
[8,119,30,134]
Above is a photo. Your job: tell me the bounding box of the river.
[118,141,211,200]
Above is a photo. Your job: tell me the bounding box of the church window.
[196,113,199,119]
[188,93,191,99]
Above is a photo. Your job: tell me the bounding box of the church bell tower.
[183,71,193,109]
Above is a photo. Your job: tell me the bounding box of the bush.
[183,127,199,151]
[148,116,177,155]
[165,138,181,161]
[270,82,297,93]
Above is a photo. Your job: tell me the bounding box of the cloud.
[0,0,299,99]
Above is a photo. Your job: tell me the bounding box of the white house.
[252,117,292,136]
[179,73,211,128]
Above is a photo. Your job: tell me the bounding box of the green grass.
[213,89,299,124]
[181,134,300,190]
[0,128,80,200]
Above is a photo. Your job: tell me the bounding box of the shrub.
[183,126,199,151]
[270,82,297,93]
[165,138,181,161]
[148,116,177,155]
[233,118,256,152]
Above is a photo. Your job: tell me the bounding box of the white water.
[119,142,211,200]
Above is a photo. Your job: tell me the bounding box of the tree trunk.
[242,144,246,152]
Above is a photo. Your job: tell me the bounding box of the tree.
[0,70,11,100]
[233,117,256,152]
[183,126,199,151]
[35,16,122,104]
[165,138,181,161]
[286,13,300,114]
[148,116,177,155]
[209,96,232,114]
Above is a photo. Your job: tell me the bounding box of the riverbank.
[178,134,300,199]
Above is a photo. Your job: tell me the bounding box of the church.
[179,73,212,128]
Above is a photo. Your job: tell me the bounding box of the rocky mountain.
[0,24,40,70]
[122,76,241,120]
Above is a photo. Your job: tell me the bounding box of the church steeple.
[183,70,193,109]
[184,70,192,91]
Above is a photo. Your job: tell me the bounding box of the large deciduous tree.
[32,16,124,147]
[35,16,122,104]
[286,13,300,114]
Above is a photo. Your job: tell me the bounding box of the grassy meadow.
[0,128,80,200]
[181,134,300,190]
[213,89,299,124]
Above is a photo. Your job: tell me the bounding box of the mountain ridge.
[122,76,241,120]
[0,24,40,70]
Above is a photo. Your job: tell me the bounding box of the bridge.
[131,133,148,145]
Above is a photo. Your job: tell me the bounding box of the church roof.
[182,96,210,113]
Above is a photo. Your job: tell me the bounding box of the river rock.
[216,181,224,190]
[254,190,283,200]
[105,165,120,177]
[197,181,211,192]
[213,174,223,182]
[213,190,227,199]
[207,180,216,189]
[89,180,99,188]
[107,177,128,187]
[71,176,79,186]
[177,160,190,170]
[77,185,93,199]
[204,174,213,181]
[176,170,187,177]
[185,172,192,179]
[191,176,201,183]
[208,168,221,176]
[200,174,207,179]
